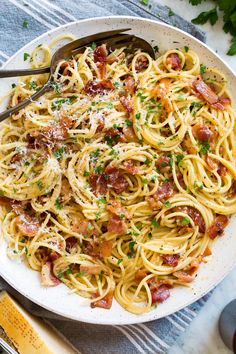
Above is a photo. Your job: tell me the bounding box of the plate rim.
[0,15,235,325]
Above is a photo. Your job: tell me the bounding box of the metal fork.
[0,29,155,122]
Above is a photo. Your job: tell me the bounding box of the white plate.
[0,16,235,325]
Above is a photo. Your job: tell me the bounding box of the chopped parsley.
[83,170,90,177]
[90,42,97,50]
[95,165,103,174]
[23,20,29,28]
[23,52,30,61]
[125,119,132,127]
[176,154,184,165]
[144,158,151,166]
[164,200,172,208]
[153,45,159,53]
[29,81,37,90]
[53,146,65,159]
[151,219,160,228]
[181,217,190,225]
[117,259,123,265]
[140,0,149,5]
[76,271,86,278]
[135,112,141,120]
[50,80,61,94]
[109,148,118,157]
[200,63,207,75]
[168,7,175,17]
[95,211,101,220]
[114,81,120,88]
[0,190,5,196]
[37,180,43,190]
[11,83,16,89]
[184,46,189,52]
[98,197,107,204]
[199,140,210,155]
[55,197,63,210]
[128,241,137,258]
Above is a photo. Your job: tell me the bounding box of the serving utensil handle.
[0,66,50,78]
[0,82,51,122]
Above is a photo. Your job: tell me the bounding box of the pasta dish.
[0,35,235,314]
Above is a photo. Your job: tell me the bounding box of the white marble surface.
[156,1,236,353]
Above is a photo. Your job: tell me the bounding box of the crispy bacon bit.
[173,270,195,283]
[105,165,129,194]
[49,251,60,262]
[83,79,114,96]
[96,120,105,133]
[135,55,149,71]
[177,173,186,189]
[0,196,10,206]
[106,200,129,219]
[156,155,170,173]
[192,125,213,142]
[205,154,218,170]
[122,159,138,175]
[28,116,73,150]
[124,76,137,95]
[60,178,73,202]
[217,164,227,177]
[202,246,212,257]
[228,181,236,198]
[161,254,180,267]
[193,77,227,110]
[166,53,182,71]
[107,215,127,235]
[120,96,133,112]
[65,237,78,253]
[105,127,123,145]
[89,173,108,195]
[161,97,173,113]
[207,214,228,239]
[149,281,172,304]
[123,126,137,142]
[176,206,205,233]
[41,262,60,287]
[100,240,113,257]
[156,182,175,201]
[135,270,147,283]
[91,290,114,309]
[72,220,97,237]
[16,214,40,237]
[182,136,197,154]
[83,239,112,258]
[151,78,171,99]
[80,264,104,275]
[93,44,108,63]
[219,97,231,105]
[10,153,21,164]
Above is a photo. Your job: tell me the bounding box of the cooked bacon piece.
[80,263,104,275]
[60,178,73,202]
[105,127,122,145]
[49,251,60,262]
[217,164,227,177]
[93,44,108,63]
[29,116,73,150]
[151,78,171,99]
[105,165,129,194]
[161,97,173,113]
[207,214,228,239]
[177,173,186,189]
[0,196,11,206]
[219,97,231,105]
[149,280,172,304]
[124,76,137,95]
[147,182,175,210]
[97,62,106,79]
[122,159,138,175]
[135,55,149,71]
[83,79,114,96]
[16,214,40,237]
[41,262,60,287]
[120,96,133,112]
[72,220,97,237]
[106,199,129,219]
[83,239,112,258]
[173,270,195,283]
[192,124,213,142]
[182,136,197,154]
[100,240,113,257]
[192,77,227,110]
[107,215,127,235]
[89,173,108,195]
[166,53,182,71]
[96,118,105,133]
[91,290,114,309]
[205,154,218,170]
[156,181,175,202]
[228,181,236,198]
[176,206,205,233]
[161,254,180,267]
[202,246,212,257]
[156,155,170,173]
[123,126,137,142]
[65,237,78,253]
[135,270,147,283]
[10,153,21,164]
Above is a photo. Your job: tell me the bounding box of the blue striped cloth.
[0,1,209,353]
